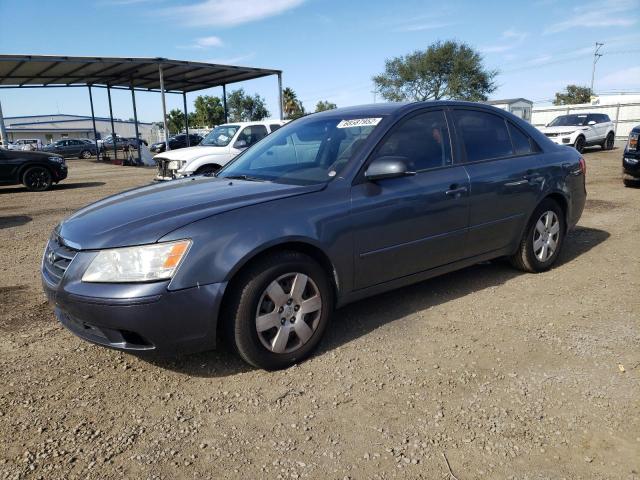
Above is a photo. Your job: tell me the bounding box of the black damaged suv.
[0,147,67,191]
[623,125,640,187]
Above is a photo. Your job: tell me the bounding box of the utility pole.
[371,85,377,104]
[590,42,604,94]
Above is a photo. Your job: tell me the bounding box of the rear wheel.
[601,132,615,150]
[509,199,565,273]
[196,165,220,176]
[22,166,53,191]
[80,149,92,159]
[574,135,586,153]
[225,251,333,370]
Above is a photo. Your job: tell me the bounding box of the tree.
[193,95,226,127]
[226,89,270,122]
[553,85,592,106]
[315,100,337,112]
[373,40,498,102]
[283,87,305,119]
[167,109,185,134]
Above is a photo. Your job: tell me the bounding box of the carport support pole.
[159,65,170,151]
[277,72,283,121]
[87,86,99,159]
[107,86,118,161]
[222,84,228,124]
[0,99,8,148]
[130,85,141,164]
[183,92,190,147]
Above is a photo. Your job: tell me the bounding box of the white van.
[154,120,286,181]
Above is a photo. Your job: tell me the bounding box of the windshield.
[549,114,588,127]
[201,125,240,147]
[218,116,383,185]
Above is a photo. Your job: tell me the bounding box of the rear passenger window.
[508,122,534,155]
[374,110,451,171]
[453,110,513,162]
[270,124,282,132]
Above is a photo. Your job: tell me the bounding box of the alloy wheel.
[533,210,560,262]
[24,168,51,191]
[255,272,322,354]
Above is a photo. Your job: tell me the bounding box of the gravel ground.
[1,150,639,480]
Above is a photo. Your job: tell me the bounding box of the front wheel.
[80,149,92,159]
[225,251,334,370]
[509,199,565,273]
[22,166,53,191]
[574,135,586,153]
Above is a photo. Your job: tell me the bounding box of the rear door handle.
[445,185,468,196]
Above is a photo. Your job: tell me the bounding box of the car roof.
[219,120,286,127]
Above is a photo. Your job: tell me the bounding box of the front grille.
[43,235,78,285]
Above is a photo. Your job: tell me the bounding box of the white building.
[484,98,533,121]
[4,114,158,145]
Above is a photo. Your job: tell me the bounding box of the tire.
[196,165,220,176]
[623,178,639,188]
[22,166,53,192]
[574,135,586,153]
[80,149,92,159]
[601,132,615,151]
[225,251,334,370]
[509,199,565,273]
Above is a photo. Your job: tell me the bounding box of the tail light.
[628,132,638,151]
[579,157,586,176]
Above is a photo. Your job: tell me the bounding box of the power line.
[591,42,604,92]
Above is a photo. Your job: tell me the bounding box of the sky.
[1,0,639,123]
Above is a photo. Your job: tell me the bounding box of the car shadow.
[0,215,32,229]
[0,182,105,194]
[138,226,609,378]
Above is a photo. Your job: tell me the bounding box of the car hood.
[540,126,586,134]
[58,177,325,250]
[154,145,229,161]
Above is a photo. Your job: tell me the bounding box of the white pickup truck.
[154,120,286,180]
[539,113,615,153]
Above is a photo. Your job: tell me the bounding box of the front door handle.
[445,185,468,197]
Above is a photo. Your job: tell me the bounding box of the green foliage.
[373,40,498,102]
[192,95,226,127]
[315,100,337,112]
[553,85,593,106]
[283,87,305,119]
[167,109,185,134]
[227,89,270,122]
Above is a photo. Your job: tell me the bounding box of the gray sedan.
[42,101,586,369]
[43,139,96,159]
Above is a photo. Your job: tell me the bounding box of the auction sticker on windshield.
[337,118,382,128]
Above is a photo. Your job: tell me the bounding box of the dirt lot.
[1,151,638,480]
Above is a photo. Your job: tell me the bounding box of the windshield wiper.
[223,174,267,182]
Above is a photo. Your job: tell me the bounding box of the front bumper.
[41,238,226,353]
[544,134,574,146]
[54,165,68,182]
[623,153,640,178]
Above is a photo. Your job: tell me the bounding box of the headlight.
[82,239,191,283]
[168,160,179,170]
[48,156,65,164]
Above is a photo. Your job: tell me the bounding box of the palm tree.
[282,87,304,119]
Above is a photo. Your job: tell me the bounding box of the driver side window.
[373,110,451,172]
[237,125,268,147]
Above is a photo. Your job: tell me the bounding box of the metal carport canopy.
[0,54,281,93]
[0,54,284,160]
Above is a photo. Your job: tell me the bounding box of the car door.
[0,149,24,183]
[68,139,81,156]
[56,140,71,157]
[451,108,545,257]
[350,109,470,289]
[586,114,603,142]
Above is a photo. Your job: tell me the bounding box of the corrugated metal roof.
[0,55,281,93]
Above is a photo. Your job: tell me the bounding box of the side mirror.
[365,156,414,181]
[588,120,596,125]
[234,139,248,149]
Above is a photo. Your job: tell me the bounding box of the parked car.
[1,148,67,191]
[154,121,285,180]
[41,101,586,369]
[7,138,42,151]
[539,113,615,153]
[622,125,639,187]
[42,138,97,159]
[150,133,203,154]
[99,135,138,153]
